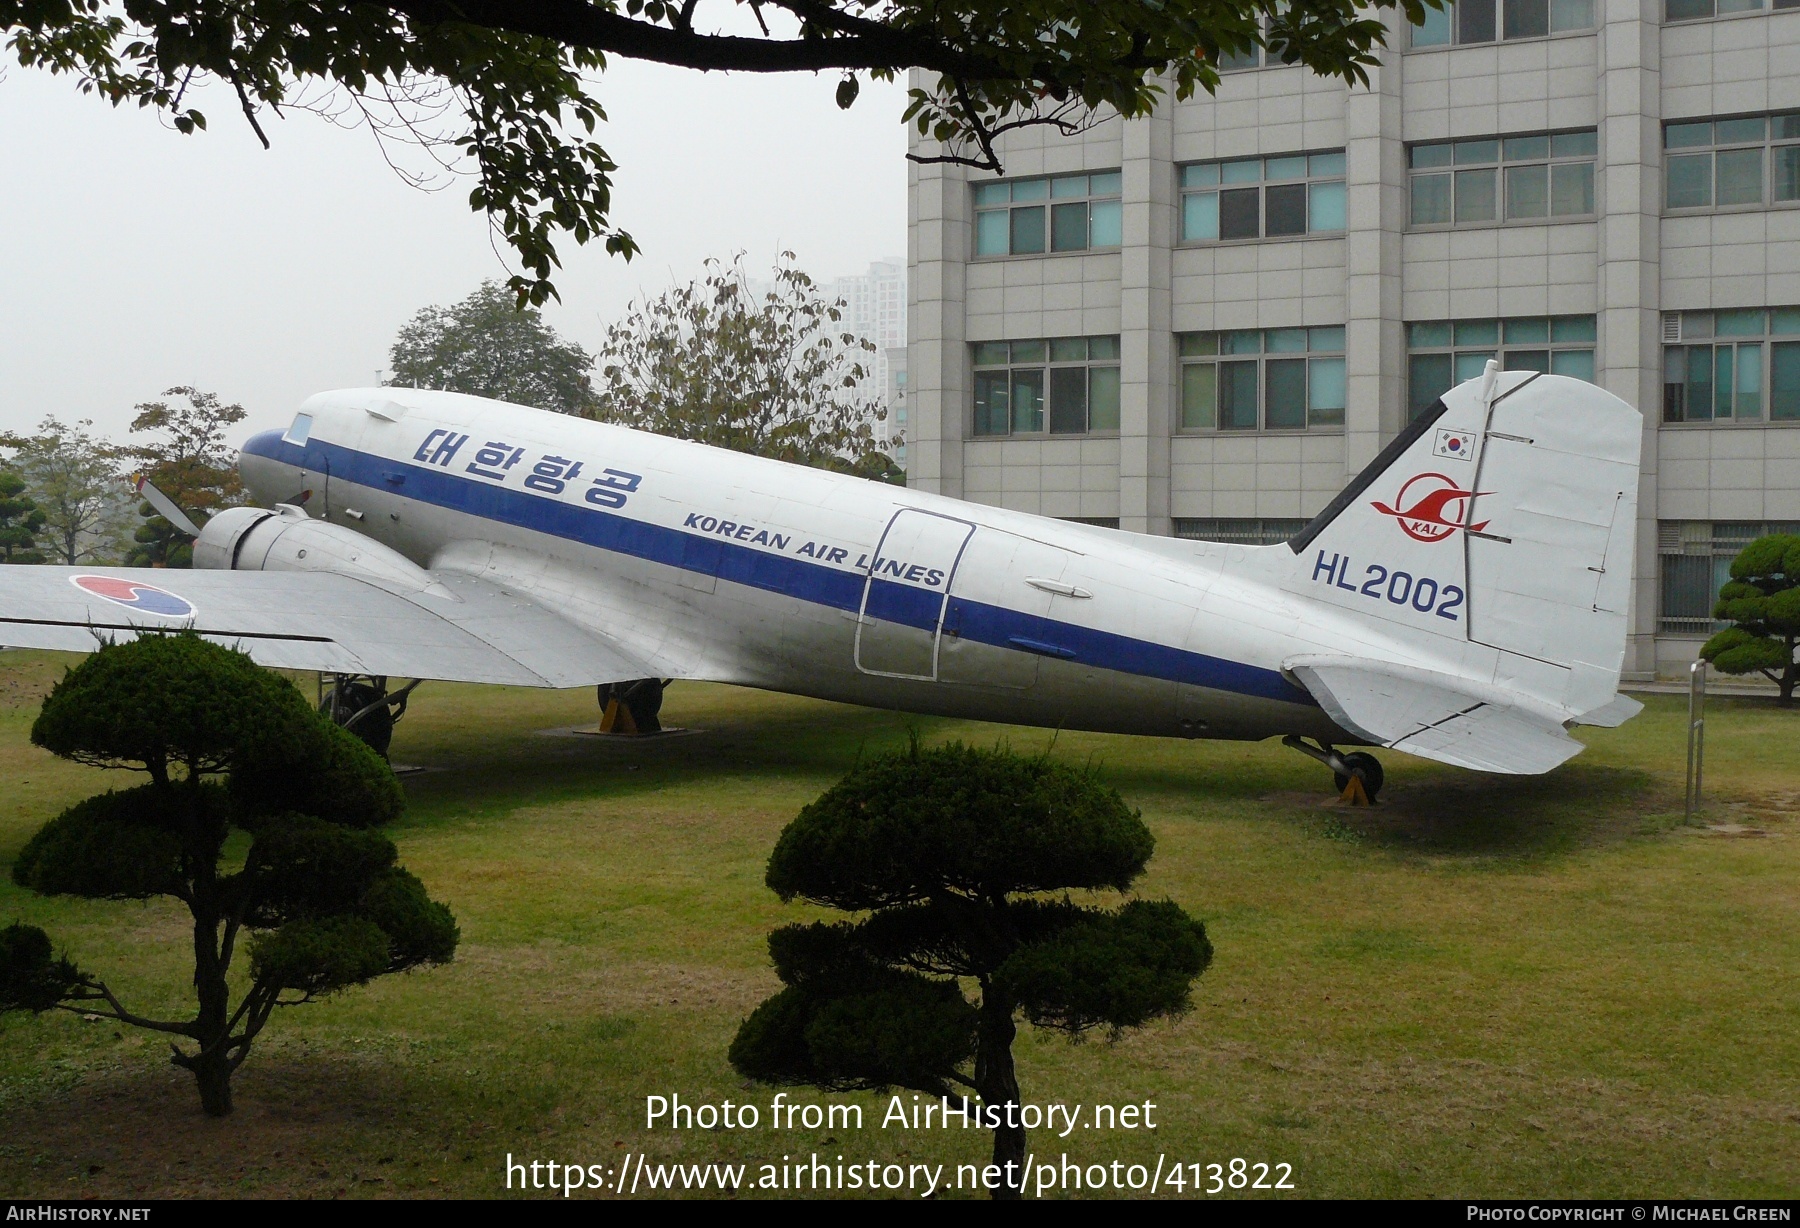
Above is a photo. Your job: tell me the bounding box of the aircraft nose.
[238,429,294,507]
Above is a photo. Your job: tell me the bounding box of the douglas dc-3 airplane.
[0,362,1644,799]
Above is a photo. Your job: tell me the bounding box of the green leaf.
[32,632,318,779]
[589,254,895,469]
[359,869,459,969]
[1710,534,1800,646]
[249,916,391,995]
[998,900,1213,1034]
[243,816,398,926]
[1702,631,1791,677]
[11,784,196,900]
[1729,534,1798,581]
[767,921,873,988]
[766,741,1153,910]
[232,716,403,830]
[386,280,597,416]
[730,972,976,1096]
[0,924,82,1014]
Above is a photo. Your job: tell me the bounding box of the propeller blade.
[129,473,204,538]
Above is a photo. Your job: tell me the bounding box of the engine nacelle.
[193,505,438,593]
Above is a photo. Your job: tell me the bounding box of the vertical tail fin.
[1284,367,1642,717]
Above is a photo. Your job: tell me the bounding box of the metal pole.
[1685,660,1706,824]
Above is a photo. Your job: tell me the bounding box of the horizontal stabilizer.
[1570,693,1644,728]
[0,566,656,688]
[1287,656,1584,775]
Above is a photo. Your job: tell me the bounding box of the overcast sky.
[0,53,908,444]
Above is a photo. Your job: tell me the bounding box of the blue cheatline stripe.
[244,431,1313,706]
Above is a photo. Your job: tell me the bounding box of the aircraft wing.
[1285,656,1587,775]
[0,566,655,688]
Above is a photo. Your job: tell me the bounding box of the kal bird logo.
[70,575,197,618]
[1371,473,1491,543]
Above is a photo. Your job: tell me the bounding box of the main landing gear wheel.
[1332,752,1385,802]
[1281,736,1384,805]
[597,678,670,735]
[319,674,421,759]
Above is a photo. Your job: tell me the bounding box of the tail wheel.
[1332,752,1385,801]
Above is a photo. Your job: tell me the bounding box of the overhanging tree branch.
[2,0,1419,303]
[381,0,1002,77]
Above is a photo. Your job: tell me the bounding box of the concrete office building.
[906,0,1800,679]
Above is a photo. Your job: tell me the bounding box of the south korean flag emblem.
[1433,429,1476,462]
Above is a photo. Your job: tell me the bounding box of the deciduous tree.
[729,741,1211,1199]
[593,253,895,474]
[0,418,131,565]
[0,469,48,564]
[388,280,597,415]
[1,633,457,1117]
[0,0,1433,303]
[1702,533,1800,706]
[126,386,248,567]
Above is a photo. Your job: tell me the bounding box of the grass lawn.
[1,648,1796,1199]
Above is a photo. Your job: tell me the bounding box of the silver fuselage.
[237,391,1443,745]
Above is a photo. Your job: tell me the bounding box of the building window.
[1178,328,1346,432]
[1173,518,1309,546]
[1664,114,1800,212]
[1407,316,1597,418]
[1180,153,1346,243]
[1659,521,1800,633]
[971,337,1122,437]
[1662,309,1800,423]
[1215,16,1277,71]
[1060,517,1121,529]
[1666,0,1798,22]
[973,173,1123,258]
[1409,0,1595,45]
[1409,131,1596,228]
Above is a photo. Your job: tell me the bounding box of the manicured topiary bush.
[730,740,1211,1199]
[2,633,457,1116]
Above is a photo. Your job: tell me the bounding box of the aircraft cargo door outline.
[854,509,976,681]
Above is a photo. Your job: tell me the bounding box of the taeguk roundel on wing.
[69,574,197,618]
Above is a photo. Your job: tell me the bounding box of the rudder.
[1284,366,1642,718]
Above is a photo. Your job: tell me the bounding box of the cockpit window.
[283,413,313,446]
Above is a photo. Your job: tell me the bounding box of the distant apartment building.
[885,344,909,466]
[830,258,909,457]
[907,2,1800,678]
